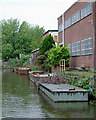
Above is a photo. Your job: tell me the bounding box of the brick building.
[58,1,96,68]
[43,30,58,46]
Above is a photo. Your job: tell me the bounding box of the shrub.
[67,76,90,90]
[47,45,70,67]
[9,54,30,67]
[39,34,55,55]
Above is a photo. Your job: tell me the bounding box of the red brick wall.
[64,2,88,20]
[58,15,62,25]
[43,32,49,40]
[58,16,63,43]
[58,32,63,43]
[63,2,94,68]
[93,1,96,68]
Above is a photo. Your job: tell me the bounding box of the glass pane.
[81,2,92,19]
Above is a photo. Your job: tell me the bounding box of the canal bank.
[12,67,96,104]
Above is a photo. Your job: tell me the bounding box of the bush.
[67,76,90,90]
[36,55,46,65]
[9,54,30,67]
[9,57,21,67]
[47,45,70,67]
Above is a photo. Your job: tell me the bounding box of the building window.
[72,11,80,24]
[81,2,92,19]
[65,17,71,29]
[72,41,80,56]
[81,37,92,55]
[58,23,62,33]
[67,44,71,55]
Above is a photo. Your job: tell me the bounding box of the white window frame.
[65,17,71,29]
[81,2,92,19]
[72,41,80,56]
[58,23,62,33]
[72,11,80,25]
[81,37,92,55]
[67,44,72,55]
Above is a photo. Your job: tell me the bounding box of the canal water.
[2,70,96,119]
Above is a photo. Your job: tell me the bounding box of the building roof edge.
[43,30,58,36]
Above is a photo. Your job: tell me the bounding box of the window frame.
[65,17,71,29]
[72,41,81,56]
[81,37,92,55]
[72,10,80,25]
[81,2,92,19]
[58,23,63,33]
[67,44,72,55]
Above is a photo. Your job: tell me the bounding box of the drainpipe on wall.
[93,2,96,68]
[93,1,96,90]
[62,13,64,46]
[94,1,96,69]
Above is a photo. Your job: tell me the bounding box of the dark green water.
[2,70,96,118]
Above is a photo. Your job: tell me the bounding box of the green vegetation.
[66,70,94,77]
[39,34,55,55]
[1,18,44,61]
[9,54,30,67]
[36,36,70,72]
[36,35,55,72]
[67,76,91,89]
[47,44,70,67]
[56,70,95,99]
[60,71,94,88]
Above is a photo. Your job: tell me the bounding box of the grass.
[65,70,94,77]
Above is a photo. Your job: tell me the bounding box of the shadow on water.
[2,70,96,118]
[38,90,96,118]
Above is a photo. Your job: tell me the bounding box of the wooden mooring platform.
[39,83,88,102]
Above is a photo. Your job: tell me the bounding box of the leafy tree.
[47,45,70,67]
[30,25,45,51]
[2,19,19,45]
[16,21,32,54]
[1,18,45,61]
[39,34,55,55]
[2,18,19,59]
[2,43,13,61]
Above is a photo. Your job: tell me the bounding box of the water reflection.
[38,90,95,118]
[2,70,96,118]
[2,70,45,118]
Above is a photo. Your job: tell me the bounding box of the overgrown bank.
[54,70,96,104]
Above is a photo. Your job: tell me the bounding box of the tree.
[2,18,20,59]
[15,21,32,54]
[30,25,45,51]
[1,18,45,61]
[47,45,70,67]
[2,43,13,61]
[39,34,55,55]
